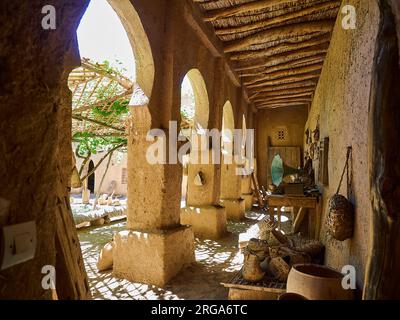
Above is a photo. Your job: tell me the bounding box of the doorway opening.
[87,160,95,193]
[180,69,210,208]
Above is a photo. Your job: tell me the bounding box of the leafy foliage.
[92,99,129,118]
[71,60,131,159]
[73,132,127,159]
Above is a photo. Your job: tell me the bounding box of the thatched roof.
[193,0,341,110]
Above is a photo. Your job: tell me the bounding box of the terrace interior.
[0,0,399,300]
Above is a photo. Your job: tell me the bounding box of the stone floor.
[78,210,274,300]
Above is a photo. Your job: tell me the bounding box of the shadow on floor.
[78,210,267,300]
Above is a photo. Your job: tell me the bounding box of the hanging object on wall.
[313,126,320,143]
[309,142,319,161]
[326,147,354,241]
[313,116,320,143]
[318,137,329,186]
[305,129,311,145]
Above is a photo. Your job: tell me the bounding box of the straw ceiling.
[193,0,341,109]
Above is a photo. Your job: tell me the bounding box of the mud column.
[113,107,195,287]
[241,159,255,211]
[220,162,245,221]
[181,133,227,239]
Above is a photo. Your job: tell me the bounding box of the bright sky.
[77,0,192,95]
[77,0,136,80]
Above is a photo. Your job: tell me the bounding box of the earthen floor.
[78,210,278,300]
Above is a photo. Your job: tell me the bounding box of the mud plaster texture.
[305,0,380,290]
[78,211,267,300]
[0,0,90,299]
[181,205,227,239]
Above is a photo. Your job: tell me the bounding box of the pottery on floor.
[286,264,354,300]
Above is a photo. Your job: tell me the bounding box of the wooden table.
[267,194,321,239]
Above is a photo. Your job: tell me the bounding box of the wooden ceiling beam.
[240,58,324,79]
[255,98,312,105]
[247,72,320,89]
[244,63,322,85]
[224,20,334,52]
[255,99,312,106]
[231,33,331,61]
[249,80,317,94]
[216,1,340,36]
[239,55,325,77]
[203,0,295,22]
[252,91,314,102]
[235,45,329,71]
[256,101,308,109]
[250,87,315,99]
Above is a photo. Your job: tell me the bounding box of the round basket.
[326,194,354,241]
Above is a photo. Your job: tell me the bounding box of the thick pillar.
[241,159,255,211]
[220,163,245,221]
[113,107,195,287]
[181,134,227,239]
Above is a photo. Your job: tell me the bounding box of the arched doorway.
[64,0,155,298]
[222,101,235,162]
[180,69,210,207]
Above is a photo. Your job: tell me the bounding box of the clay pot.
[242,253,265,282]
[287,264,354,300]
[269,257,290,282]
[278,293,308,300]
[247,238,269,254]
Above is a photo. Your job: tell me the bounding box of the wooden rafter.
[244,63,322,85]
[252,91,314,102]
[203,0,295,22]
[235,44,329,72]
[239,55,325,77]
[231,33,331,61]
[216,1,340,36]
[224,20,334,52]
[194,0,340,110]
[257,101,309,109]
[72,115,126,133]
[68,58,134,137]
[247,72,320,89]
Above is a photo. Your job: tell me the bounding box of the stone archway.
[222,101,235,145]
[220,101,246,221]
[180,69,210,208]
[107,0,154,99]
[179,70,227,239]
[186,68,210,130]
[60,0,156,299]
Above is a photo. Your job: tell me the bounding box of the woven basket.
[326,194,354,241]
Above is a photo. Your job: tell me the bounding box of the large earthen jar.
[286,264,354,300]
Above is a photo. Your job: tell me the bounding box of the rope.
[336,146,353,196]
